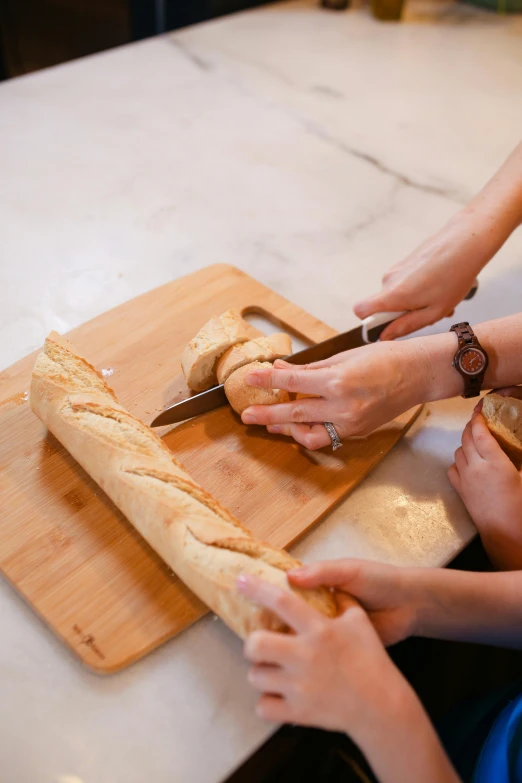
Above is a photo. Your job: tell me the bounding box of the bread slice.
[216,333,292,385]
[224,361,291,416]
[482,393,522,469]
[31,332,337,639]
[181,309,260,392]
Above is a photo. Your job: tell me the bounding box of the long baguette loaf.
[31,332,337,638]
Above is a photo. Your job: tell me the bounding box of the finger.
[454,446,467,472]
[248,664,290,696]
[242,399,329,426]
[288,559,366,590]
[244,630,295,666]
[273,357,345,371]
[244,366,332,395]
[267,422,332,450]
[237,574,322,634]
[491,386,522,400]
[353,291,403,320]
[256,694,292,724]
[471,414,511,463]
[447,463,461,493]
[379,307,434,341]
[461,421,478,463]
[473,398,484,416]
[289,560,395,613]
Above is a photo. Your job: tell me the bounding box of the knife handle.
[362,311,405,343]
[362,279,479,344]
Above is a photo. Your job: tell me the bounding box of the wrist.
[407,568,448,639]
[401,333,463,406]
[353,673,424,754]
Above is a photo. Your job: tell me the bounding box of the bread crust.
[216,333,292,385]
[181,309,260,392]
[31,332,337,639]
[482,393,522,469]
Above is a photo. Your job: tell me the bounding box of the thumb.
[353,290,402,320]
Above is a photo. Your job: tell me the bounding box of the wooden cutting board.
[0,265,421,673]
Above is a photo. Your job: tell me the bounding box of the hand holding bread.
[482,390,522,469]
[182,310,293,419]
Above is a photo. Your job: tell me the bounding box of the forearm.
[411,568,522,648]
[405,313,522,405]
[462,142,522,237]
[445,142,522,273]
[357,680,460,783]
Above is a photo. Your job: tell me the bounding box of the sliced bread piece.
[216,333,292,385]
[482,393,522,469]
[181,309,260,392]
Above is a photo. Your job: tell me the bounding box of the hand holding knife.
[151,281,478,428]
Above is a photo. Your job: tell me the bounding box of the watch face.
[459,348,486,376]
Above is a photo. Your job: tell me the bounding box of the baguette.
[181,309,260,392]
[216,333,292,385]
[31,332,337,638]
[482,393,522,469]
[224,361,291,416]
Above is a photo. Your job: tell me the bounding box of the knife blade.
[150,280,479,428]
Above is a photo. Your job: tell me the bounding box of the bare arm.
[238,574,461,783]
[419,312,522,403]
[415,568,522,648]
[289,560,522,650]
[354,141,522,339]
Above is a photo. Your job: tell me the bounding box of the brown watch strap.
[450,322,488,399]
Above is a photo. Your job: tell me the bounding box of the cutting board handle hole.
[242,307,313,353]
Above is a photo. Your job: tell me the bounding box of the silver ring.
[324,422,343,451]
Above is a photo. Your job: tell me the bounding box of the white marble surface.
[1,2,522,782]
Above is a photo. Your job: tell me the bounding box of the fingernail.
[288,567,304,576]
[245,373,261,387]
[242,411,257,424]
[237,574,249,590]
[267,425,281,434]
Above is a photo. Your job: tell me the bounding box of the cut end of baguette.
[482,393,522,469]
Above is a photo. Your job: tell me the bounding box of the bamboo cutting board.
[0,265,421,673]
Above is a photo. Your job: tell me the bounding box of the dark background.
[0,0,275,80]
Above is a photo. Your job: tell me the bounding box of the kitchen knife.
[150,281,478,428]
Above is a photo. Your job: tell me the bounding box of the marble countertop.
[1,2,522,781]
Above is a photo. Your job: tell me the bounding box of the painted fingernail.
[242,411,257,424]
[267,425,281,434]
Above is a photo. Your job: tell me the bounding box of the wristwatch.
[450,322,489,398]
